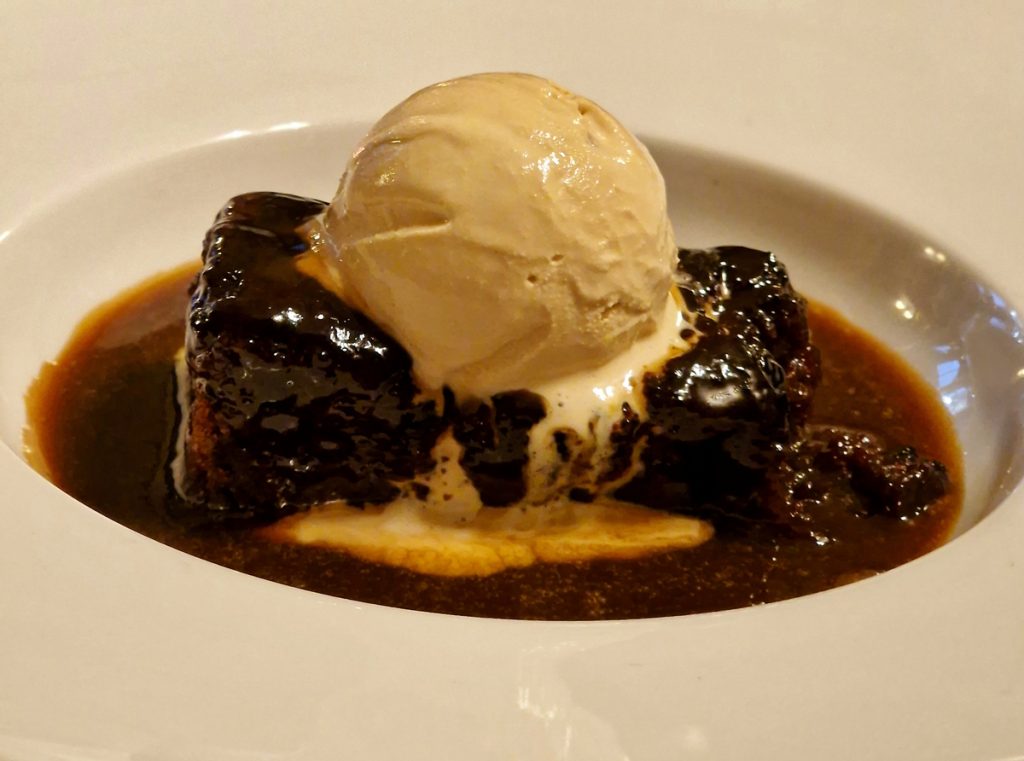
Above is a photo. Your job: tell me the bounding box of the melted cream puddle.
[263,499,712,577]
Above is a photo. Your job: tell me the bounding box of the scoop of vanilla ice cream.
[324,72,676,398]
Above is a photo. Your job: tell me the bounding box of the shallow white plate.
[2,3,1024,760]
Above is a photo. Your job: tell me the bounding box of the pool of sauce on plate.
[25,265,962,619]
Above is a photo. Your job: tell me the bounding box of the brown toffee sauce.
[25,265,961,620]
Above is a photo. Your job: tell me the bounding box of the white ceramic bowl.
[2,3,1023,759]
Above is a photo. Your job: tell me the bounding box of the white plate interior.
[3,121,1024,761]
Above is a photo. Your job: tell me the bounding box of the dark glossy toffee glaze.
[26,224,962,621]
[185,194,445,514]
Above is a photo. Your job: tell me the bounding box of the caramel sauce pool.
[25,265,962,619]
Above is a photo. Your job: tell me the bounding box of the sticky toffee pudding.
[23,74,961,619]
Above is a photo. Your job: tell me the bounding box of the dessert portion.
[171,72,952,580]
[25,72,961,613]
